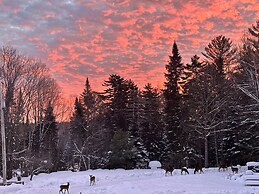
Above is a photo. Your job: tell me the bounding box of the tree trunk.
[214,132,219,167]
[205,136,208,168]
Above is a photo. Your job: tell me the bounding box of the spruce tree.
[141,83,165,161]
[182,55,204,167]
[70,97,88,170]
[202,35,236,77]
[107,130,136,169]
[103,74,149,168]
[80,77,107,168]
[233,21,259,163]
[70,98,87,148]
[81,78,95,122]
[201,35,237,166]
[125,80,149,167]
[40,102,59,172]
[103,74,128,134]
[163,41,185,166]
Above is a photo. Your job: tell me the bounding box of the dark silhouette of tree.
[103,74,128,134]
[232,20,259,163]
[202,35,237,77]
[81,78,95,122]
[80,77,107,169]
[202,35,237,166]
[102,74,149,168]
[183,36,237,167]
[182,55,205,167]
[107,130,136,169]
[40,102,59,172]
[163,41,185,166]
[70,97,88,170]
[141,83,165,161]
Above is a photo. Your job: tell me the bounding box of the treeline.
[0,47,69,178]
[0,21,258,178]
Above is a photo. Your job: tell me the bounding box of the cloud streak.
[0,0,257,97]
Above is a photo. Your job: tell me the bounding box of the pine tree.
[125,79,140,137]
[202,35,237,77]
[80,77,107,169]
[81,78,95,122]
[102,75,149,168]
[163,41,185,166]
[70,97,88,170]
[182,55,205,167]
[107,130,136,169]
[103,74,128,134]
[202,35,237,166]
[232,21,259,163]
[182,36,237,167]
[40,102,59,172]
[124,80,149,167]
[141,83,165,161]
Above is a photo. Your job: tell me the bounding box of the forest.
[0,20,258,179]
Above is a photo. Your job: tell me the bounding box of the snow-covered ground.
[1,167,259,194]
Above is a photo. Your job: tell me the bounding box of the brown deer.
[194,163,204,174]
[181,167,189,175]
[231,166,238,174]
[164,165,174,176]
[89,175,95,186]
[218,161,227,172]
[59,182,70,194]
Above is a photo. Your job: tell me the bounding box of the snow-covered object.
[244,174,259,186]
[148,161,161,169]
[246,161,259,167]
[245,170,254,175]
[244,162,259,186]
[16,169,21,176]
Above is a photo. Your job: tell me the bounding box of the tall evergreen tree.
[125,79,140,137]
[232,20,259,163]
[103,74,149,168]
[40,102,59,172]
[70,97,88,170]
[125,80,149,168]
[107,130,136,169]
[141,83,165,161]
[163,41,185,166]
[182,55,205,167]
[81,78,95,122]
[202,35,237,166]
[102,74,130,168]
[184,36,237,167]
[103,74,128,134]
[80,77,107,169]
[202,35,237,77]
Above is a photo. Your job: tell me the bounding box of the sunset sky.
[0,0,258,97]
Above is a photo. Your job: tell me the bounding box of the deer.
[89,175,95,186]
[218,161,227,172]
[194,163,204,174]
[181,167,189,175]
[231,166,238,174]
[59,182,70,194]
[164,165,174,176]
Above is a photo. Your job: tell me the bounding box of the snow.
[1,167,259,194]
[247,162,259,167]
[148,161,161,169]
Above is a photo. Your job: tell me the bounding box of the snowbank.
[0,168,259,194]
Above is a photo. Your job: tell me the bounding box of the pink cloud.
[0,0,257,98]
